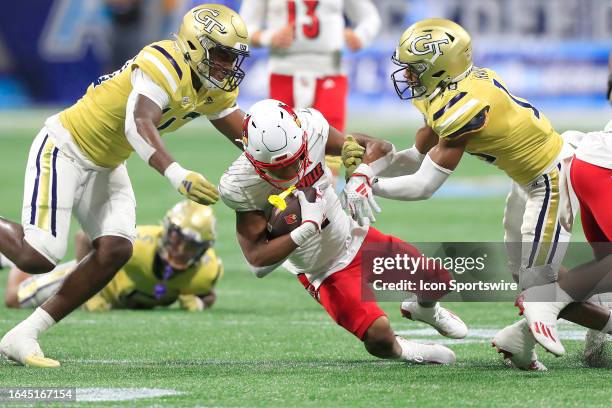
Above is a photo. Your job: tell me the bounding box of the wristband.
[290,222,319,247]
[164,162,190,190]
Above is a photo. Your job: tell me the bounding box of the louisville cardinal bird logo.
[284,214,298,224]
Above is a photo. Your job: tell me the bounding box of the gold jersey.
[413,67,562,185]
[97,225,223,309]
[59,40,239,168]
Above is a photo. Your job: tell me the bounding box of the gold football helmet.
[175,4,249,92]
[160,200,217,270]
[392,18,472,99]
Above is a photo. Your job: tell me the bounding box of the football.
[267,187,318,240]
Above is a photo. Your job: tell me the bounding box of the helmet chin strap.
[426,64,473,101]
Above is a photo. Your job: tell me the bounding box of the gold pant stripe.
[534,168,560,267]
[36,139,55,231]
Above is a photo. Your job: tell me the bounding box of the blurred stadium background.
[1,0,611,121]
[1,1,611,406]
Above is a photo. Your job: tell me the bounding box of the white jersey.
[561,121,612,170]
[240,0,381,76]
[219,108,368,287]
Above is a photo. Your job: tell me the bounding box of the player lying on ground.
[0,4,249,367]
[340,18,612,370]
[510,123,612,366]
[5,201,222,312]
[219,99,469,365]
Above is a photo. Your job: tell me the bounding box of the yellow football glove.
[178,294,206,312]
[165,162,219,205]
[178,172,219,205]
[341,135,365,179]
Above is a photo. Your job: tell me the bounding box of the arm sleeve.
[130,68,170,110]
[239,0,267,37]
[125,70,170,163]
[372,154,452,201]
[344,0,381,48]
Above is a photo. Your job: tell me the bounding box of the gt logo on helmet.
[409,34,450,59]
[194,9,227,34]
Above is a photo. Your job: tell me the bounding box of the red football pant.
[269,73,348,132]
[297,227,452,340]
[570,158,612,253]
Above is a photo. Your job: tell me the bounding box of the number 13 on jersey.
[287,0,320,39]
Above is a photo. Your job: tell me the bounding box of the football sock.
[19,307,56,337]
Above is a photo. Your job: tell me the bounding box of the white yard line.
[76,388,183,402]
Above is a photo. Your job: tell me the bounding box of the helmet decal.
[194,8,227,34]
[408,34,450,61]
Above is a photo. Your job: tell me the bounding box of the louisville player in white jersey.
[0,4,249,367]
[240,0,380,133]
[339,18,612,370]
[219,99,468,365]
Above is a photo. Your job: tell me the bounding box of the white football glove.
[295,188,326,230]
[290,188,327,247]
[340,164,381,226]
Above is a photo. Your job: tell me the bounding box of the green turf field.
[0,115,609,407]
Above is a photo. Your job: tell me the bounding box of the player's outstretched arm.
[372,136,467,201]
[327,127,392,225]
[325,126,393,166]
[341,125,439,178]
[126,91,219,205]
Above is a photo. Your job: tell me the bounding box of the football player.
[512,123,612,366]
[5,201,222,312]
[219,99,468,365]
[0,4,249,367]
[240,0,381,180]
[340,18,612,369]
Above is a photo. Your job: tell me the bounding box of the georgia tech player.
[340,18,612,370]
[219,99,468,365]
[5,201,222,312]
[0,4,249,367]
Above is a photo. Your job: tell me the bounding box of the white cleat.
[492,319,547,371]
[0,326,59,368]
[515,292,569,357]
[401,301,468,339]
[397,337,456,365]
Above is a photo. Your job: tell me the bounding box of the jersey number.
[493,79,540,119]
[287,0,320,39]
